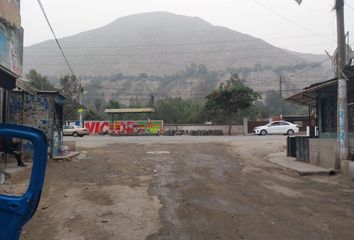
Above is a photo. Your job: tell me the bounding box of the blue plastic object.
[0,124,48,240]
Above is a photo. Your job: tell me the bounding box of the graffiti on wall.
[84,120,163,135]
[52,130,63,157]
[8,91,23,124]
[21,94,52,158]
[84,121,110,134]
[23,94,52,140]
[0,21,23,76]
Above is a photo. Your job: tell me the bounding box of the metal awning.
[105,108,154,114]
[285,78,338,106]
[37,90,66,105]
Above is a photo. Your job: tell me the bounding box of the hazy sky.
[21,0,354,54]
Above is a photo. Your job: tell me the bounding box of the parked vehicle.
[63,125,89,137]
[253,121,299,136]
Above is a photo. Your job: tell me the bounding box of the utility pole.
[279,76,284,119]
[79,94,82,127]
[79,79,83,127]
[335,0,350,167]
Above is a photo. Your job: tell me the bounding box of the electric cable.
[253,0,334,43]
[283,57,331,78]
[345,2,354,10]
[36,0,75,76]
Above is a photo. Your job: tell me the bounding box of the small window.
[271,122,281,126]
[281,122,289,125]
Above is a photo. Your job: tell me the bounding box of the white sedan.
[63,125,89,137]
[253,121,299,136]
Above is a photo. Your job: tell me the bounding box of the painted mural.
[84,121,109,134]
[0,21,23,76]
[84,120,163,135]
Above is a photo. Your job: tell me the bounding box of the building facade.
[286,66,354,170]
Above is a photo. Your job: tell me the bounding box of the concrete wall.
[164,124,244,135]
[309,139,337,169]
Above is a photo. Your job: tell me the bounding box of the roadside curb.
[267,152,335,176]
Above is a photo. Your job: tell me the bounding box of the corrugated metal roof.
[285,78,338,106]
[286,66,354,106]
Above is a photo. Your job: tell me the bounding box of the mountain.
[23,12,333,105]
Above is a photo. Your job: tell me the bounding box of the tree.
[106,100,120,109]
[148,95,155,108]
[205,73,261,135]
[152,98,206,124]
[59,75,80,120]
[26,69,55,90]
[264,90,307,116]
[94,98,103,113]
[60,75,80,100]
[84,108,104,121]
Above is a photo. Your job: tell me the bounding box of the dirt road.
[2,137,353,239]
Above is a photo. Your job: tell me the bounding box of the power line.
[345,2,354,10]
[284,57,332,79]
[24,42,334,58]
[36,0,75,76]
[253,0,334,43]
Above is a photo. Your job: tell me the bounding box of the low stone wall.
[164,124,244,135]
